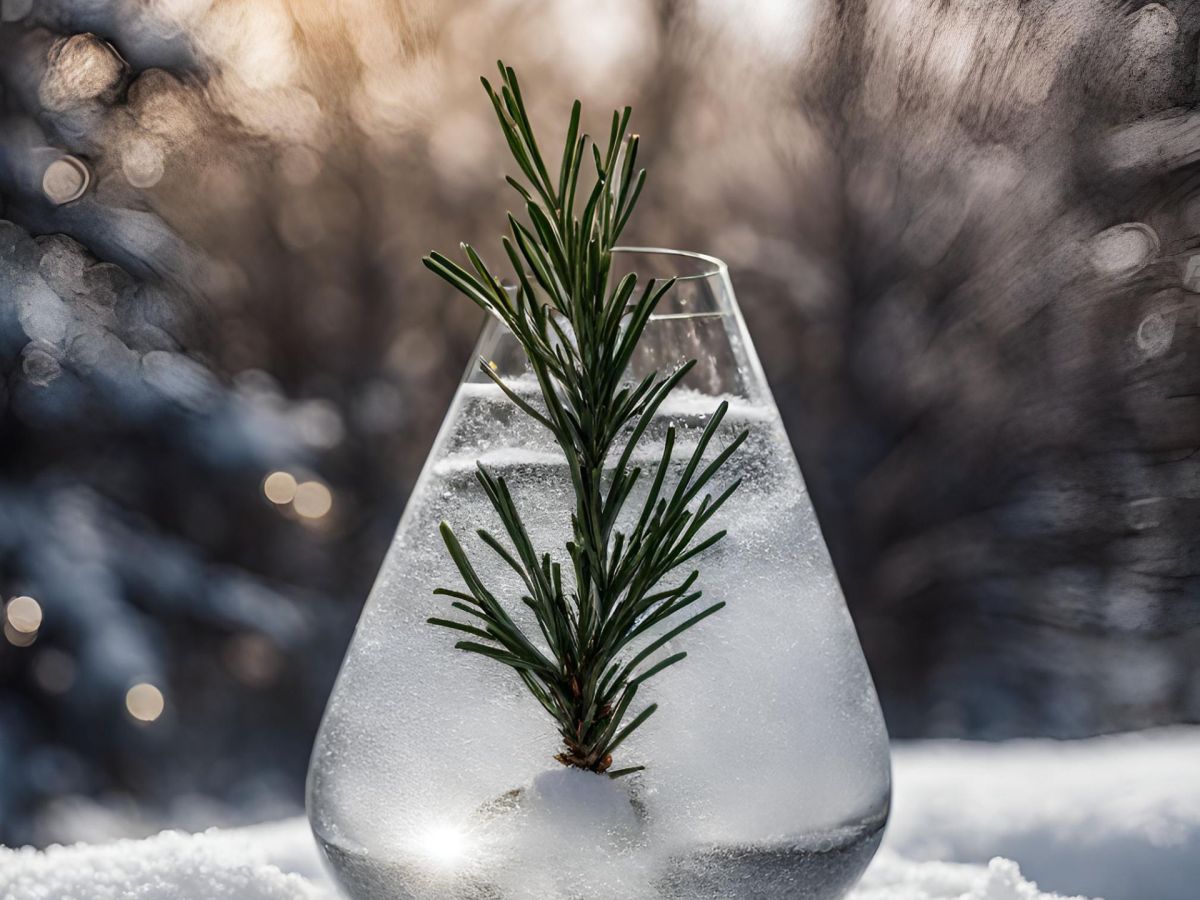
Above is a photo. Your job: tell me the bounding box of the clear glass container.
[307,248,891,900]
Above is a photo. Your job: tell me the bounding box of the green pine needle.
[422,61,746,776]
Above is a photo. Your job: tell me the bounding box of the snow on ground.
[2,729,1197,900]
[0,826,1088,900]
[884,728,1200,900]
[852,854,1090,900]
[0,827,328,899]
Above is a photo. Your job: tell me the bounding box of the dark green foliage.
[423,62,746,775]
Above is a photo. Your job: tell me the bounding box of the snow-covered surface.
[853,854,1089,900]
[3,729,1197,900]
[0,826,1085,900]
[884,728,1200,900]
[0,827,328,899]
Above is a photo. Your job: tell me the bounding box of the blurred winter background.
[1,0,1198,853]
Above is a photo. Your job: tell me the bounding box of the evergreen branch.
[424,62,747,776]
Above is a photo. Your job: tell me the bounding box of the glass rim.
[612,246,728,282]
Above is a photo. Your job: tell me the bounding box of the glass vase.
[307,248,891,900]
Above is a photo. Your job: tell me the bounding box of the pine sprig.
[423,62,747,776]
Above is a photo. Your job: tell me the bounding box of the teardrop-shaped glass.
[307,249,891,900]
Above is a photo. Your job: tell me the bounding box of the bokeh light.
[4,595,42,647]
[41,155,90,205]
[262,471,298,505]
[293,481,333,519]
[125,682,166,723]
[6,595,42,633]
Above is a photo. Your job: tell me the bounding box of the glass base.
[314,810,886,900]
[660,820,885,900]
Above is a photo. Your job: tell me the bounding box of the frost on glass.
[307,250,891,900]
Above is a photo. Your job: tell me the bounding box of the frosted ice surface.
[308,378,891,898]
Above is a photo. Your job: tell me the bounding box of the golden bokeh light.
[41,155,91,205]
[125,682,166,722]
[5,595,42,634]
[121,136,167,188]
[293,480,333,519]
[263,470,298,504]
